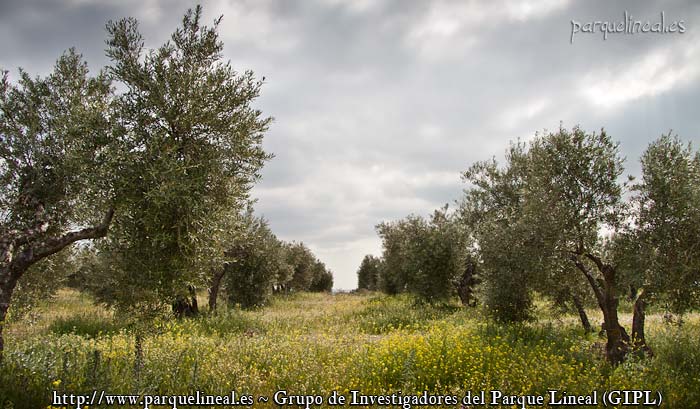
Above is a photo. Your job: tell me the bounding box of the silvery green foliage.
[224,212,283,309]
[1,50,114,355]
[633,135,700,315]
[93,6,272,313]
[461,141,535,322]
[375,205,470,304]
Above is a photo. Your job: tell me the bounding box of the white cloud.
[504,0,570,22]
[405,0,570,61]
[310,236,382,290]
[208,0,300,53]
[404,2,481,61]
[255,162,456,220]
[500,97,551,130]
[579,42,700,109]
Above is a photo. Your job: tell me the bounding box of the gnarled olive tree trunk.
[632,289,653,356]
[457,260,479,307]
[208,267,227,312]
[570,291,592,333]
[572,253,630,365]
[0,209,113,362]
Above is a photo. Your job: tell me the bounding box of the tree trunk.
[597,262,630,365]
[457,260,479,306]
[628,284,638,301]
[0,208,113,362]
[573,253,630,365]
[189,285,198,315]
[1,265,22,363]
[173,285,199,318]
[600,285,630,365]
[0,285,11,363]
[208,268,226,312]
[632,289,653,357]
[571,292,592,333]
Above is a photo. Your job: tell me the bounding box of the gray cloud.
[2,0,698,290]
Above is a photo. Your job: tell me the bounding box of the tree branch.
[9,208,115,281]
[570,254,605,308]
[583,251,605,273]
[32,208,114,261]
[583,251,616,281]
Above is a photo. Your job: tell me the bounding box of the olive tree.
[632,135,700,333]
[223,214,285,309]
[461,127,698,363]
[375,206,471,304]
[412,207,470,304]
[0,51,114,359]
[523,127,632,364]
[462,127,634,361]
[357,255,382,291]
[461,142,537,322]
[309,260,333,293]
[92,6,272,315]
[285,242,317,292]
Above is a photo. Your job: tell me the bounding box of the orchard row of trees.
[200,208,332,312]
[359,127,699,364]
[75,207,331,315]
[0,6,330,361]
[357,207,479,307]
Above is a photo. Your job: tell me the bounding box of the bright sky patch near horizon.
[2,0,698,290]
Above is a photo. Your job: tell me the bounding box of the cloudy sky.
[2,0,698,290]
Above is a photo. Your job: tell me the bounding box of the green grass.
[1,289,699,408]
[48,314,124,338]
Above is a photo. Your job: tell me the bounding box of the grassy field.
[2,289,699,408]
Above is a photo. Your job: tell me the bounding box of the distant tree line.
[359,127,699,365]
[213,208,333,311]
[77,206,332,314]
[358,206,479,307]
